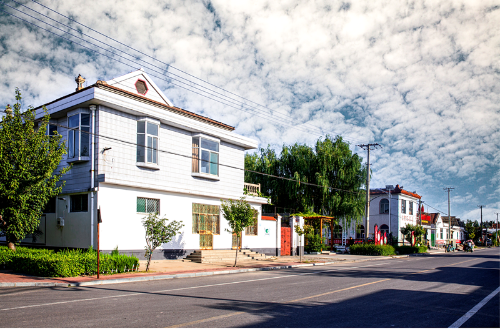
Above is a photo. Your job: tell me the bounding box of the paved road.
[1,248,498,328]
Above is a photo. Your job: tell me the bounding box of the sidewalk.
[0,253,409,288]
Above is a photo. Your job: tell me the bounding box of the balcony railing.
[244,183,261,196]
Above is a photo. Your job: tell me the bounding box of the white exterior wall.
[98,184,273,252]
[28,70,269,256]
[367,193,419,242]
[96,106,245,199]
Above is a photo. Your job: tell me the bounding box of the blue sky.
[0,0,499,222]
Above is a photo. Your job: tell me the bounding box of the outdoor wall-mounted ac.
[57,217,65,227]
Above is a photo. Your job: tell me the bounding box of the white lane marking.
[448,286,500,328]
[0,260,406,312]
[0,264,372,311]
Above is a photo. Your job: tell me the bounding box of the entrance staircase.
[184,249,269,263]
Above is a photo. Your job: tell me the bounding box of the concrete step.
[184,249,269,263]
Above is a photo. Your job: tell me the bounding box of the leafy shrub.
[305,234,323,252]
[0,246,139,277]
[349,244,395,256]
[395,245,428,254]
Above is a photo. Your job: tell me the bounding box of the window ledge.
[67,156,90,163]
[136,162,160,170]
[191,172,220,181]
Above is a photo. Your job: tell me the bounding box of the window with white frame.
[68,113,90,158]
[192,136,219,176]
[137,197,160,214]
[137,121,158,164]
[409,202,413,215]
[401,200,406,214]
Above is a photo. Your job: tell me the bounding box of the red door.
[281,227,291,256]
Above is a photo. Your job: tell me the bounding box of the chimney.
[75,74,86,91]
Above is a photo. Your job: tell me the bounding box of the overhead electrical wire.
[3,0,367,146]
[26,0,352,140]
[33,118,364,196]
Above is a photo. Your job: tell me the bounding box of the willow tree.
[0,89,70,250]
[245,135,366,227]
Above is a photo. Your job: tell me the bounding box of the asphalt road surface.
[1,248,499,328]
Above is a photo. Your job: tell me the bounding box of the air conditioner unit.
[57,217,65,227]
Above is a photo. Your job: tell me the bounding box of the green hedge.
[305,234,323,253]
[394,245,428,254]
[349,244,396,256]
[0,246,139,277]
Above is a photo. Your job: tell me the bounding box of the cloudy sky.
[1,0,499,222]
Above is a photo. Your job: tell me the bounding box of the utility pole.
[443,187,454,242]
[495,213,499,245]
[478,205,485,244]
[358,143,381,242]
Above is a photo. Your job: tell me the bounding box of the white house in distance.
[15,69,275,259]
[365,184,422,243]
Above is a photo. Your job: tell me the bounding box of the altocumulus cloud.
[0,0,498,220]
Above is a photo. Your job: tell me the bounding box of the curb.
[0,255,409,288]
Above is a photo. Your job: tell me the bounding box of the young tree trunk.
[146,250,153,272]
[234,235,239,267]
[299,236,302,263]
[7,241,16,251]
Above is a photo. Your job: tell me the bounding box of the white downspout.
[89,105,96,247]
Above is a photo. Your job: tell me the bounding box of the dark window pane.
[43,197,56,213]
[81,113,90,126]
[68,130,75,158]
[81,127,90,156]
[201,150,210,173]
[70,194,88,212]
[48,124,58,136]
[68,115,79,128]
[137,121,145,133]
[137,134,145,162]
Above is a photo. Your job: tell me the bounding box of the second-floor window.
[47,123,58,136]
[137,121,158,164]
[409,202,413,215]
[380,199,389,214]
[401,200,406,214]
[192,136,219,176]
[68,113,90,158]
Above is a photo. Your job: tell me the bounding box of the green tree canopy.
[245,135,366,226]
[400,224,426,244]
[221,197,257,267]
[142,213,184,271]
[0,89,70,250]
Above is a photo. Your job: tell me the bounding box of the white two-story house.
[367,184,422,244]
[26,69,273,259]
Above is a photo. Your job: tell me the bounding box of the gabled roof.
[34,72,235,131]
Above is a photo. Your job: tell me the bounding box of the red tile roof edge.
[34,82,235,131]
[261,216,276,221]
[370,184,421,199]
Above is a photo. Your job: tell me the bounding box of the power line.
[3,8,360,146]
[5,0,368,146]
[26,0,359,141]
[34,118,364,196]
